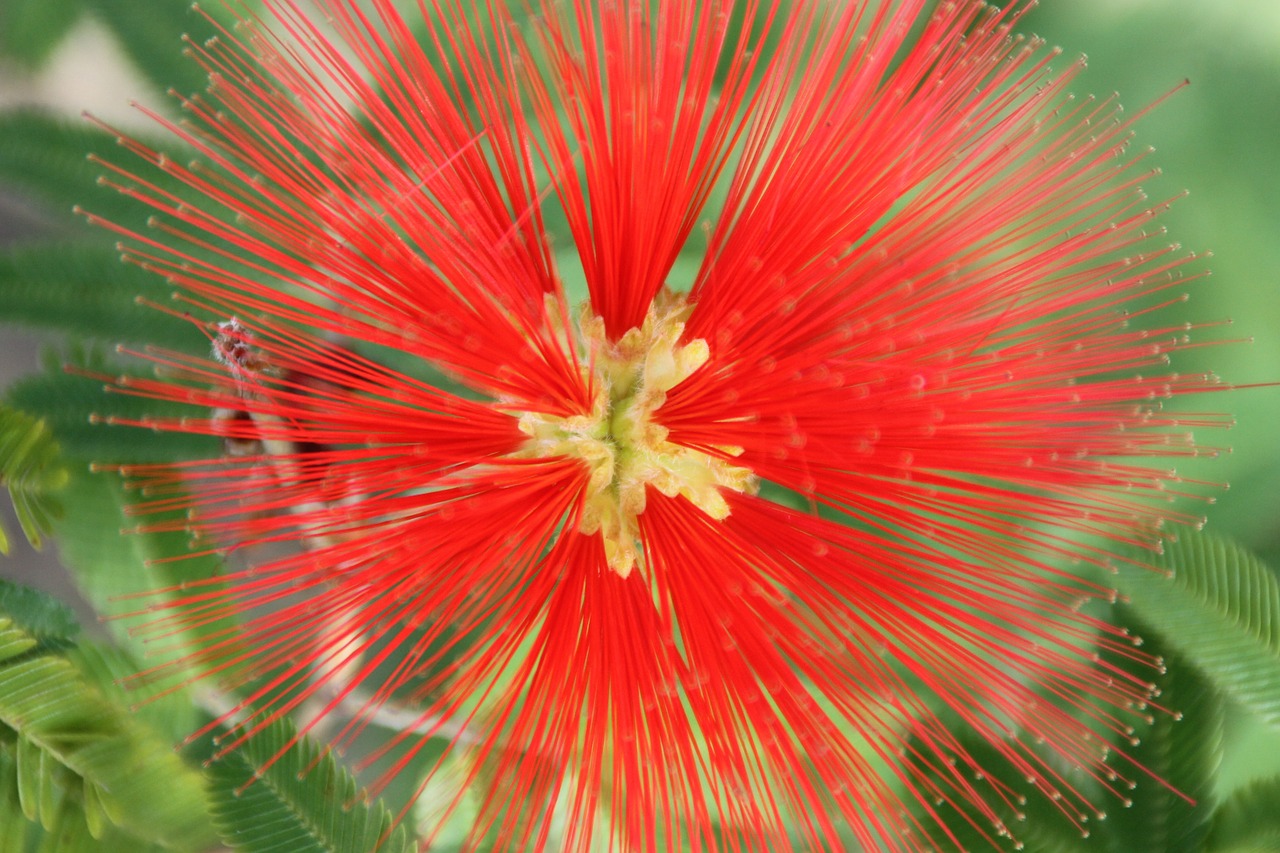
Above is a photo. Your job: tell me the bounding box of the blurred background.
[1,0,1278,832]
[1,0,163,628]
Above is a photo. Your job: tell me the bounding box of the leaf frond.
[0,405,68,553]
[0,585,216,850]
[0,243,203,350]
[1209,776,1280,853]
[1115,531,1280,730]
[1101,609,1223,853]
[207,717,415,853]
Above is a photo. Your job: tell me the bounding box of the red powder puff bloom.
[84,0,1229,849]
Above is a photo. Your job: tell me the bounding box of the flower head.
[89,0,1229,849]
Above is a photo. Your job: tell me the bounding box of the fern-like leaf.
[1113,531,1280,729]
[82,0,239,97]
[0,577,79,646]
[207,717,415,853]
[0,110,191,238]
[0,583,216,850]
[1101,609,1223,853]
[902,724,1093,852]
[0,405,67,553]
[0,747,173,853]
[0,0,84,69]
[67,641,200,747]
[7,363,217,468]
[0,243,202,350]
[44,465,234,684]
[1208,776,1280,853]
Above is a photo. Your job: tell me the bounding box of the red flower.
[87,0,1228,849]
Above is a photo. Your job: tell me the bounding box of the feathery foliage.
[207,717,414,853]
[1208,776,1280,853]
[0,243,203,350]
[1115,532,1280,729]
[1102,612,1224,853]
[0,0,84,70]
[0,405,67,554]
[0,581,215,849]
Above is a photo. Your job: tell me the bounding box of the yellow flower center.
[516,292,757,578]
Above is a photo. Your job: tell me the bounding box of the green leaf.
[0,404,68,553]
[0,580,79,646]
[207,717,415,853]
[0,0,84,70]
[903,727,1092,852]
[47,466,235,686]
[0,110,117,229]
[1112,531,1280,730]
[67,641,200,748]
[6,366,218,467]
[0,243,204,351]
[0,747,172,853]
[5,364,231,678]
[1209,777,1280,853]
[0,594,217,850]
[1101,610,1223,853]
[0,748,34,852]
[0,110,186,237]
[83,0,236,97]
